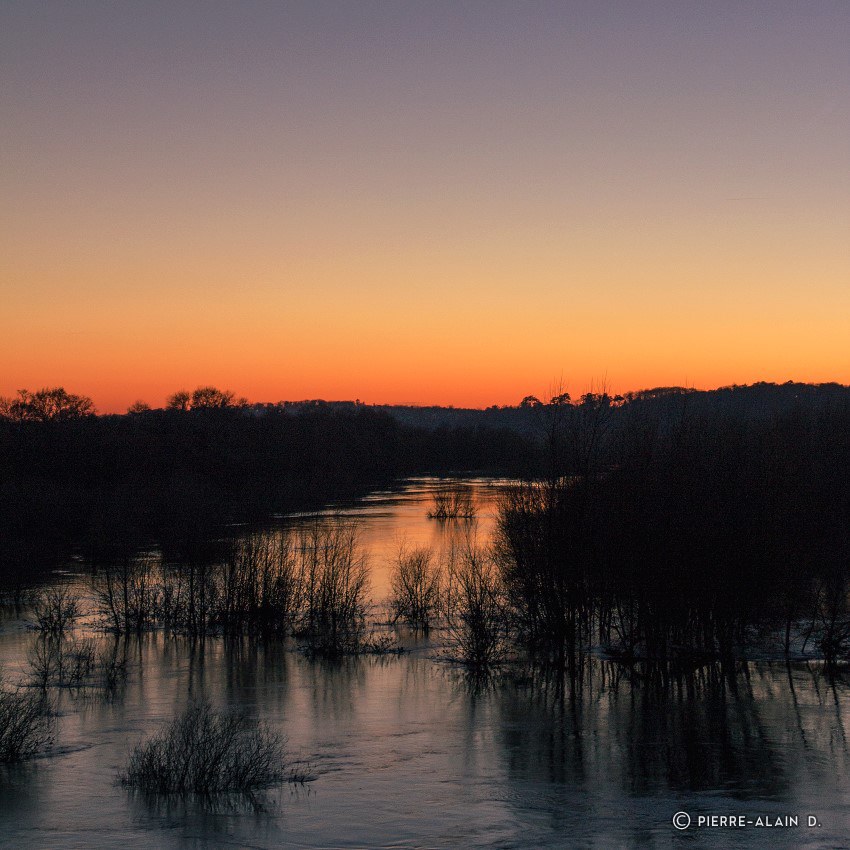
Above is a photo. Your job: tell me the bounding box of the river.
[0,477,848,848]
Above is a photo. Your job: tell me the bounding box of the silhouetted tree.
[165,390,191,411]
[165,386,246,411]
[190,386,244,409]
[519,395,543,408]
[0,387,95,422]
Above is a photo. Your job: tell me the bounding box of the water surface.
[1,478,848,848]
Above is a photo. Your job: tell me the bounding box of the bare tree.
[390,543,441,630]
[190,386,237,409]
[296,519,370,656]
[443,535,509,669]
[166,390,191,411]
[165,386,247,411]
[0,388,95,422]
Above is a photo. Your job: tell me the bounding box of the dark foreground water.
[1,479,849,849]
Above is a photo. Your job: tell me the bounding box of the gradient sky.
[2,1,849,412]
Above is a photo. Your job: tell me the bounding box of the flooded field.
[1,478,849,849]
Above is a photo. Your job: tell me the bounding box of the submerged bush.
[123,699,285,795]
[807,565,850,664]
[97,642,129,697]
[296,520,369,657]
[219,531,301,636]
[443,541,509,669]
[31,585,81,634]
[96,556,159,634]
[0,679,53,761]
[28,636,97,689]
[427,487,476,520]
[390,544,440,631]
[27,636,125,694]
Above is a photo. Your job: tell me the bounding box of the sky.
[2,1,849,412]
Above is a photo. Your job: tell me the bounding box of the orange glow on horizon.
[3,4,849,414]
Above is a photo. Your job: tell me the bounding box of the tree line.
[0,386,535,572]
[494,386,850,666]
[4,378,850,667]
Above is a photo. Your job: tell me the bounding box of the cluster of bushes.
[495,394,850,666]
[383,391,850,672]
[387,536,509,669]
[123,699,285,796]
[0,680,53,762]
[24,585,128,695]
[427,487,476,519]
[94,523,372,657]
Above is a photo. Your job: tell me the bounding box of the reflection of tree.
[492,658,804,798]
[300,653,367,726]
[220,636,291,710]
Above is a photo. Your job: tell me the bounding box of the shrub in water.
[0,678,53,761]
[28,637,97,689]
[123,699,285,794]
[219,531,302,635]
[31,585,80,634]
[427,487,476,520]
[390,544,441,631]
[296,520,369,657]
[96,556,159,634]
[443,540,509,669]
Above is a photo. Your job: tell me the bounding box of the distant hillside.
[275,382,850,435]
[3,380,850,574]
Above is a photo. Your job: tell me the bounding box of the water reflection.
[489,659,850,847]
[279,476,506,598]
[0,479,849,848]
[499,660,785,795]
